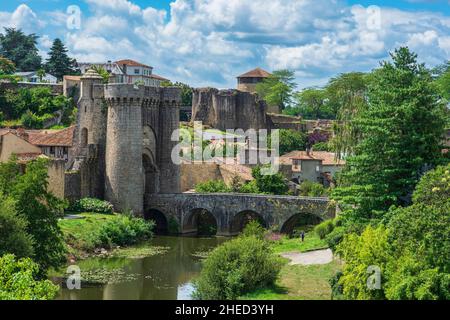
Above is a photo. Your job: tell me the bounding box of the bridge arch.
[144,208,169,235]
[280,213,323,235]
[183,208,218,236]
[230,210,267,235]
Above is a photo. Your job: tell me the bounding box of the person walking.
[300,231,305,242]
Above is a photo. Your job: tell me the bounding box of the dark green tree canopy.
[45,38,79,81]
[256,69,297,111]
[0,28,41,71]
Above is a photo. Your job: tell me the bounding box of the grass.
[270,232,328,254]
[59,212,118,258]
[241,259,342,300]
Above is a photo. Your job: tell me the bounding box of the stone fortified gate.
[145,193,335,236]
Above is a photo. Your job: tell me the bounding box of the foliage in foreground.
[0,254,59,300]
[69,198,114,214]
[194,224,283,300]
[334,164,450,300]
[0,157,67,272]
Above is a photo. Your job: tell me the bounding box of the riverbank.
[58,212,155,261]
[240,232,341,300]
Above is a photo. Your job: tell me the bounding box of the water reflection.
[57,236,227,300]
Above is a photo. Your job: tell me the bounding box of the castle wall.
[192,88,269,131]
[104,85,145,215]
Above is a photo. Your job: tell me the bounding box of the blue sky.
[0,0,449,88]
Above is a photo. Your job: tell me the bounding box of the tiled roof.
[237,68,271,78]
[281,151,345,166]
[150,74,169,81]
[115,59,152,69]
[1,127,75,147]
[64,75,81,81]
[28,126,75,147]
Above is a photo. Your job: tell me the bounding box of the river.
[56,236,228,300]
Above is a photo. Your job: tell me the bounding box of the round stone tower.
[104,84,145,215]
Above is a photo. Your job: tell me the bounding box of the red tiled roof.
[27,126,75,147]
[237,68,271,78]
[281,151,345,166]
[150,74,169,81]
[115,59,152,69]
[64,75,81,81]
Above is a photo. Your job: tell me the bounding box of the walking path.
[281,249,333,266]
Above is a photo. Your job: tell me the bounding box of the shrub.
[314,219,335,239]
[298,181,329,197]
[96,214,155,248]
[69,198,114,214]
[241,220,266,240]
[325,226,345,251]
[0,254,59,300]
[21,110,43,129]
[194,236,283,300]
[238,180,260,194]
[195,180,230,193]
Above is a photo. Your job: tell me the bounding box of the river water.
[56,236,227,300]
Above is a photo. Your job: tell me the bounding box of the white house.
[78,59,169,86]
[14,71,58,84]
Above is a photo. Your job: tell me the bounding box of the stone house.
[237,67,271,94]
[279,151,345,187]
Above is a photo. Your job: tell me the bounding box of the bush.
[241,220,266,240]
[69,198,114,214]
[238,180,260,194]
[0,254,59,300]
[298,181,329,197]
[194,236,283,300]
[325,226,345,251]
[96,214,155,248]
[315,219,335,239]
[21,110,43,129]
[195,180,230,193]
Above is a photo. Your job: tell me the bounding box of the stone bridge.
[144,193,335,236]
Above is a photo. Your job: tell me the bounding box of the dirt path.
[281,249,333,266]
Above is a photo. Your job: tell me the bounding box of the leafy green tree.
[252,166,288,195]
[193,236,282,300]
[269,129,307,155]
[293,88,332,119]
[256,70,297,111]
[332,47,447,221]
[162,81,193,106]
[0,56,15,74]
[298,181,329,197]
[0,28,41,71]
[0,254,59,300]
[90,65,110,84]
[36,69,46,82]
[0,194,34,258]
[45,38,78,81]
[0,158,67,272]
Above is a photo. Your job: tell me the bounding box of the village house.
[279,151,345,187]
[0,127,74,199]
[78,59,169,86]
[14,71,58,84]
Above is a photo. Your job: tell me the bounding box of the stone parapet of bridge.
[145,193,336,236]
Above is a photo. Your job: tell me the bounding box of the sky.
[0,0,449,89]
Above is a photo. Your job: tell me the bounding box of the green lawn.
[271,232,328,254]
[241,259,342,300]
[58,212,117,257]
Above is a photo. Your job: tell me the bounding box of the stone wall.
[180,162,221,192]
[192,88,269,131]
[47,160,66,199]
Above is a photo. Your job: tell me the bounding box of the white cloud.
[0,4,45,33]
[1,1,449,88]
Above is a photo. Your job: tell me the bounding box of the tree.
[252,166,288,195]
[0,56,15,74]
[0,194,34,258]
[0,28,41,71]
[0,158,67,272]
[90,65,110,84]
[292,88,332,119]
[45,38,78,81]
[0,254,59,300]
[270,129,307,155]
[332,47,447,222]
[36,69,46,82]
[162,81,193,106]
[256,70,297,111]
